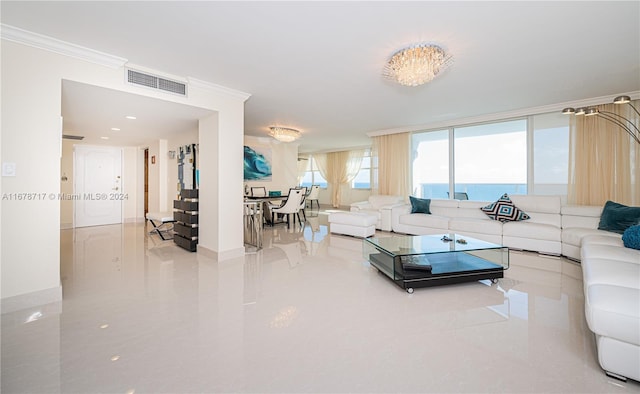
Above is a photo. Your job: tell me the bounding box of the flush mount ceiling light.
[383,43,453,87]
[269,127,301,143]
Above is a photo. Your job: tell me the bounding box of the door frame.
[73,144,124,228]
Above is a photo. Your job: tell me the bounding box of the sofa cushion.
[449,217,502,236]
[409,196,431,214]
[481,193,530,222]
[562,228,617,248]
[502,221,560,241]
[582,244,640,264]
[622,225,640,250]
[399,213,450,229]
[585,284,640,346]
[598,200,640,234]
[582,258,640,288]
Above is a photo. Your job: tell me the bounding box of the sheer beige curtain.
[296,154,310,185]
[371,132,411,197]
[568,100,639,206]
[314,150,365,207]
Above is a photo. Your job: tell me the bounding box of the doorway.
[74,145,123,227]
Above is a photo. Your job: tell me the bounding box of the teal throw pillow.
[598,201,640,234]
[622,225,640,250]
[481,193,530,222]
[409,196,431,214]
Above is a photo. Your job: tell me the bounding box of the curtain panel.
[325,150,365,207]
[568,100,639,206]
[296,154,310,185]
[371,132,411,198]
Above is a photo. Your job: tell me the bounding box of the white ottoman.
[328,211,377,238]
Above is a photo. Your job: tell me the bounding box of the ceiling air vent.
[62,134,85,140]
[126,69,187,96]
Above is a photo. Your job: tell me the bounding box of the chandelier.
[269,126,301,142]
[384,44,453,87]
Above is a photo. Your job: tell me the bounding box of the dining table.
[244,195,287,225]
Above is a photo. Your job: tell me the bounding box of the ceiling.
[2,1,639,152]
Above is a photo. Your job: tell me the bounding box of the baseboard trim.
[198,245,245,261]
[2,285,62,314]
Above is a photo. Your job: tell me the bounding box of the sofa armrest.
[350,201,373,212]
[391,204,411,231]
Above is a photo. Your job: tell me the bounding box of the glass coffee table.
[363,234,508,293]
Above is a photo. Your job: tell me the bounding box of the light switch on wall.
[2,162,16,177]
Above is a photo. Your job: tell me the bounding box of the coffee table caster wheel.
[406,287,414,294]
[491,278,498,284]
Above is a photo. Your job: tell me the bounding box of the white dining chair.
[306,185,320,210]
[271,188,303,228]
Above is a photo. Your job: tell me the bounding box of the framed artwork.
[244,145,272,181]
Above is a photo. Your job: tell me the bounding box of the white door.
[74,145,123,227]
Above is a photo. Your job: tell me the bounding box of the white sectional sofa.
[390,194,640,381]
[581,235,640,382]
[350,195,405,231]
[391,195,563,255]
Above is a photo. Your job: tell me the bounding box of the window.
[412,130,449,198]
[454,119,527,200]
[352,151,372,189]
[300,156,327,188]
[532,112,569,196]
[411,113,570,201]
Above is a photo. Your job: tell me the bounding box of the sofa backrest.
[509,195,561,227]
[457,200,493,219]
[561,205,602,229]
[368,195,404,209]
[429,199,459,217]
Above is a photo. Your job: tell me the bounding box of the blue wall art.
[244,145,272,181]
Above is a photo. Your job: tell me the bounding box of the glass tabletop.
[364,233,503,257]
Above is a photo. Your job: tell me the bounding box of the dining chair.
[297,187,308,221]
[250,186,267,197]
[271,188,303,228]
[306,185,320,210]
[447,191,469,200]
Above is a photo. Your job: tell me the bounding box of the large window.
[533,112,569,196]
[411,114,569,201]
[352,150,372,189]
[300,156,327,188]
[412,130,449,198]
[454,119,527,200]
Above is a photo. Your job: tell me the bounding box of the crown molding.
[367,91,640,137]
[1,24,127,69]
[188,77,251,102]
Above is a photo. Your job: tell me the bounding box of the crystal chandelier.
[384,44,453,87]
[269,126,301,142]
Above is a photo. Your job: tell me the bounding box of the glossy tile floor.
[2,211,639,393]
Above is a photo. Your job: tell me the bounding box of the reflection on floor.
[2,210,639,393]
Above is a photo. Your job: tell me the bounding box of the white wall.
[1,38,248,308]
[146,140,160,214]
[243,136,299,195]
[122,146,139,221]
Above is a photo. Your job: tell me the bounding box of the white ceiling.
[3,1,639,152]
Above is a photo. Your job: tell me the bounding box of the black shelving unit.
[173,189,198,252]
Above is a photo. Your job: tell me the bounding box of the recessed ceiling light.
[101,136,109,140]
[125,116,137,120]
[111,127,120,131]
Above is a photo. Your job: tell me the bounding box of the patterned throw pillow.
[480,193,530,222]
